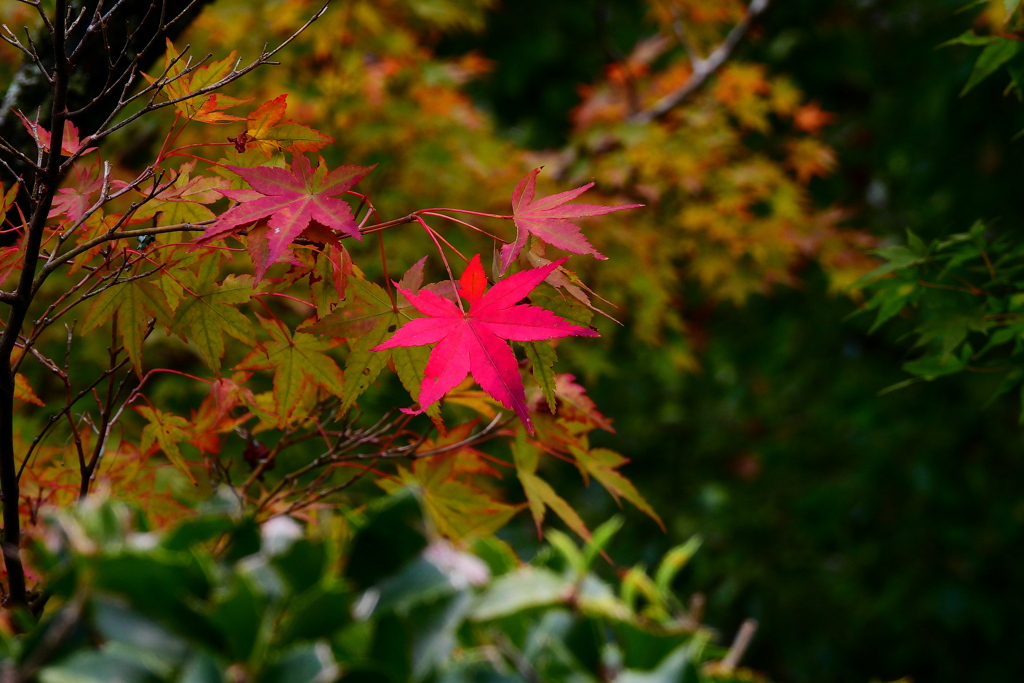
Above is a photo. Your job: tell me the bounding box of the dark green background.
[446,1,1024,681]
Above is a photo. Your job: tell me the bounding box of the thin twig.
[629,0,771,124]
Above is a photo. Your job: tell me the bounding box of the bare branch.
[91,1,330,144]
[629,0,771,124]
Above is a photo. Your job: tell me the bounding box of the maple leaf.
[242,94,333,156]
[143,40,250,123]
[14,373,44,407]
[571,446,663,529]
[193,155,373,281]
[133,161,229,227]
[14,111,96,157]
[415,420,505,478]
[235,315,346,426]
[528,373,615,433]
[171,260,255,371]
[137,405,198,486]
[82,278,175,375]
[48,161,103,225]
[189,378,254,454]
[501,167,642,272]
[373,254,598,433]
[0,182,17,217]
[302,262,439,420]
[310,245,351,317]
[382,445,521,540]
[512,431,590,540]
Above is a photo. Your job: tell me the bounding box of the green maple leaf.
[389,459,521,540]
[137,405,197,485]
[523,341,558,412]
[302,271,436,416]
[512,430,590,540]
[571,446,663,529]
[237,315,345,426]
[171,259,255,371]
[82,278,174,375]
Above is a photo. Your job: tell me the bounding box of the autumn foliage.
[0,5,878,676]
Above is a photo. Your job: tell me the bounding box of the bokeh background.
[4,0,1024,681]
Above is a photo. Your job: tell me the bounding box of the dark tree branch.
[628,0,771,124]
[0,0,215,239]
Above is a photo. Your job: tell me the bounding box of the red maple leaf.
[501,167,642,272]
[373,255,598,432]
[194,155,373,280]
[14,111,96,157]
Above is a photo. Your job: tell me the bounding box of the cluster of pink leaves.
[195,158,640,430]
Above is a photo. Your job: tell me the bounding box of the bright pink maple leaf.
[194,155,373,280]
[501,167,643,273]
[373,254,598,432]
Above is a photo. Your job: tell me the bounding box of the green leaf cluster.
[1,492,758,683]
[861,221,1024,417]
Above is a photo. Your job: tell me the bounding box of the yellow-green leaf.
[137,405,197,485]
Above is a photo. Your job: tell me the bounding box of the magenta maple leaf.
[194,155,373,280]
[15,111,96,157]
[373,254,598,432]
[501,167,643,273]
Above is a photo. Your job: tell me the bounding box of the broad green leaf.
[207,574,267,662]
[409,592,473,680]
[905,229,927,257]
[616,643,696,683]
[469,567,569,621]
[277,584,351,644]
[257,643,339,683]
[874,245,926,269]
[38,651,155,683]
[902,352,967,380]
[162,516,235,551]
[92,599,189,672]
[344,492,428,590]
[371,557,453,614]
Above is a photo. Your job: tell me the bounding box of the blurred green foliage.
[2,493,762,683]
